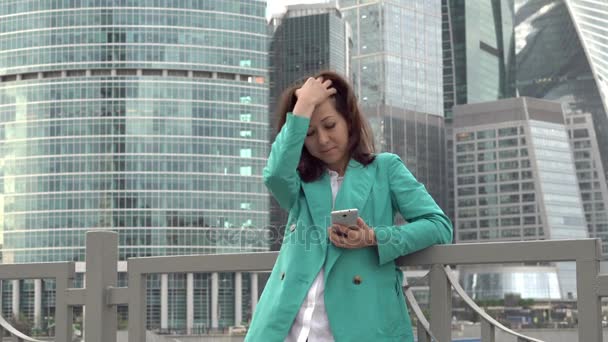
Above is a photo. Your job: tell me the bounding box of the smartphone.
[331,208,359,228]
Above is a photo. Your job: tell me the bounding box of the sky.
[266,0,329,18]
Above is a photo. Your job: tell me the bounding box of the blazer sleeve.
[263,113,309,210]
[375,153,453,266]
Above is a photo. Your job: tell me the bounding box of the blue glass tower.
[0,0,269,333]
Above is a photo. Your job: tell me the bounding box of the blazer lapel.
[333,159,377,211]
[301,172,332,244]
[325,159,377,277]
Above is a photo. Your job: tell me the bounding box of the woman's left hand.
[328,217,377,249]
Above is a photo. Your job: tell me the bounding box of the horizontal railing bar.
[64,288,86,305]
[125,240,601,275]
[107,286,130,305]
[0,262,74,279]
[128,252,277,274]
[597,274,608,296]
[397,239,600,266]
[444,266,544,342]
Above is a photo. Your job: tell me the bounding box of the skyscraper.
[515,0,608,254]
[339,0,448,210]
[268,3,351,250]
[453,97,588,299]
[565,0,608,113]
[269,3,351,97]
[444,0,608,256]
[0,0,268,333]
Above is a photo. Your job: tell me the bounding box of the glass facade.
[462,265,562,300]
[269,4,350,97]
[566,114,608,254]
[530,121,587,240]
[443,0,517,225]
[445,0,608,257]
[454,123,542,243]
[0,0,269,333]
[453,97,587,299]
[515,0,608,256]
[566,0,608,107]
[340,0,448,210]
[444,0,516,110]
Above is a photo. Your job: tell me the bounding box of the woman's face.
[304,98,350,174]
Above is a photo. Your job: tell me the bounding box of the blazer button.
[289,223,296,232]
[353,275,362,285]
[280,272,285,280]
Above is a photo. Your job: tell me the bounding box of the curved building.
[515,0,608,255]
[453,97,588,299]
[0,0,269,333]
[445,0,608,258]
[566,0,608,111]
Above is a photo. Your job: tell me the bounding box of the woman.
[245,71,452,341]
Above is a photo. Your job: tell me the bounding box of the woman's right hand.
[293,77,336,118]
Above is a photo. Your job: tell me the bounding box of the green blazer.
[245,113,452,341]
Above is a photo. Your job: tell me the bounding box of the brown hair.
[274,70,376,182]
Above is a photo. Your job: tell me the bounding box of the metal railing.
[398,238,603,342]
[0,231,604,342]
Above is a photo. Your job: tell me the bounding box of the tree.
[9,313,33,336]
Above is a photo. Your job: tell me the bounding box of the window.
[476,130,496,139]
[458,187,475,196]
[478,174,497,183]
[478,163,497,172]
[240,166,252,176]
[457,143,474,153]
[499,138,518,148]
[240,149,251,158]
[457,176,475,185]
[479,197,498,206]
[522,193,535,202]
[478,152,496,162]
[499,150,518,159]
[477,141,495,150]
[572,129,589,138]
[457,155,475,163]
[478,185,497,195]
[498,127,518,137]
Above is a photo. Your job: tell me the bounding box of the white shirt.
[286,170,343,342]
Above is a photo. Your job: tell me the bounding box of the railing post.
[187,272,194,335]
[576,241,602,342]
[416,321,430,342]
[128,271,147,342]
[429,264,451,342]
[84,231,118,342]
[481,319,495,342]
[55,273,73,342]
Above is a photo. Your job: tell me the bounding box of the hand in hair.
[293,77,337,118]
